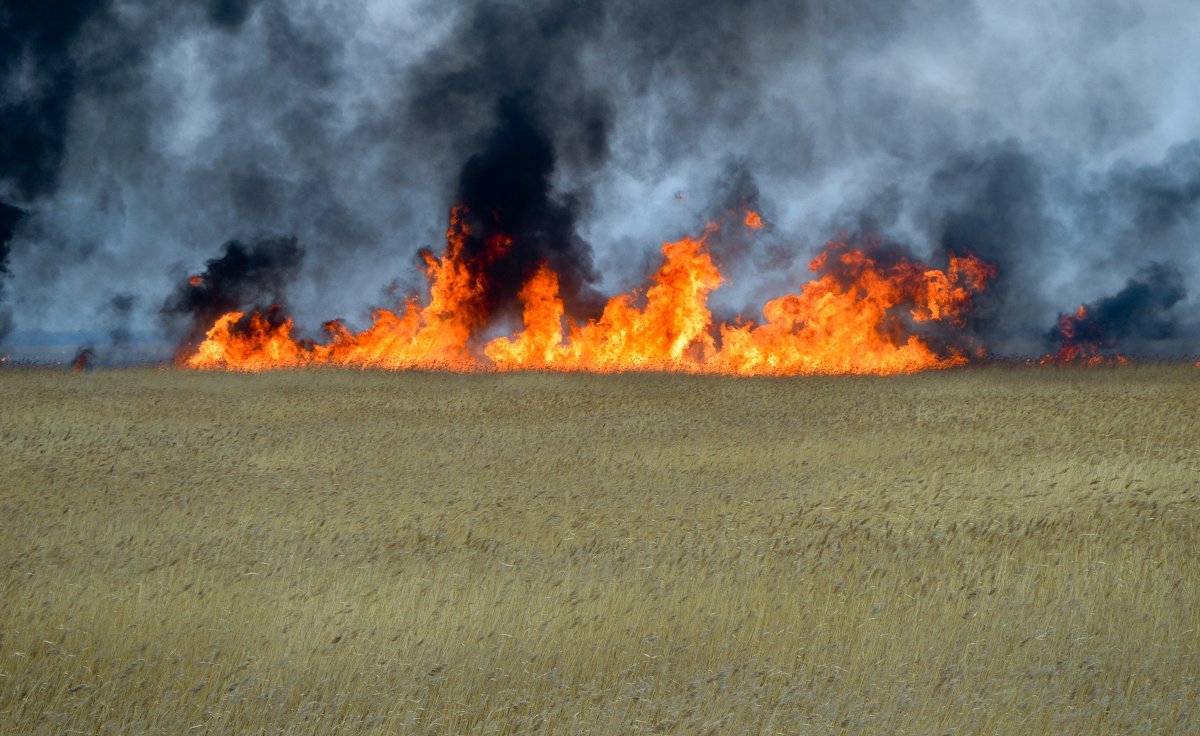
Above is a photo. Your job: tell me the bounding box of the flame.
[744,209,764,230]
[714,248,995,375]
[182,213,996,375]
[188,275,205,287]
[185,310,308,370]
[486,232,723,372]
[1040,305,1129,366]
[310,210,485,370]
[482,264,566,369]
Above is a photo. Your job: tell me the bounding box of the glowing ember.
[744,209,764,230]
[181,213,996,375]
[188,275,205,287]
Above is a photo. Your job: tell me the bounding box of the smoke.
[0,0,1196,360]
[1047,263,1188,359]
[0,0,281,349]
[447,95,603,324]
[0,201,27,343]
[162,236,304,351]
[205,0,262,31]
[71,345,95,372]
[0,1,114,200]
[894,138,1200,356]
[401,0,615,326]
[0,1,112,344]
[105,292,136,346]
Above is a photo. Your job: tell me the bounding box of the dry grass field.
[1,366,1197,735]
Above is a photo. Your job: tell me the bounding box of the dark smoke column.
[402,0,615,332]
[1045,263,1188,362]
[0,2,115,344]
[0,203,24,342]
[451,95,601,325]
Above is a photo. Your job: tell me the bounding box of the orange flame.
[486,232,723,372]
[714,248,995,375]
[311,210,485,370]
[185,310,307,370]
[182,214,996,375]
[188,275,204,287]
[744,210,764,230]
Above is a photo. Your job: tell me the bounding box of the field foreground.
[1,366,1197,735]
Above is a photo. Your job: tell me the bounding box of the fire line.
[180,210,997,375]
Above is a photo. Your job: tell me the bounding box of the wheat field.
[0,366,1196,735]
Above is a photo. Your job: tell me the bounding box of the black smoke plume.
[449,96,602,324]
[0,0,268,346]
[0,1,113,200]
[206,0,262,31]
[105,293,136,346]
[163,236,305,352]
[1046,263,1188,360]
[404,1,614,328]
[0,201,25,342]
[71,345,95,372]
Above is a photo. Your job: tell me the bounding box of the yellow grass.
[0,366,1196,735]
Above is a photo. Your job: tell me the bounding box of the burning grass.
[1,366,1197,734]
[177,214,997,375]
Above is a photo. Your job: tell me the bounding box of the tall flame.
[486,232,723,372]
[182,213,996,375]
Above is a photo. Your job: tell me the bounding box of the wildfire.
[1040,305,1129,366]
[744,209,764,230]
[181,212,997,375]
[715,248,994,375]
[486,232,724,372]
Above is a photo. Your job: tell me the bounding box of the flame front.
[715,248,994,375]
[313,210,484,370]
[182,214,996,375]
[486,233,723,372]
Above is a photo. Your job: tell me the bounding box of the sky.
[1,0,1198,360]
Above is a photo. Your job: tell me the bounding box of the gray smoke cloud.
[1,0,1197,359]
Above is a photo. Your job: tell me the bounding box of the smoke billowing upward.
[1047,263,1188,362]
[0,1,113,201]
[0,0,1196,363]
[105,293,136,347]
[0,0,110,344]
[402,0,614,326]
[0,201,24,341]
[163,236,304,353]
[0,203,20,273]
[450,96,602,323]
